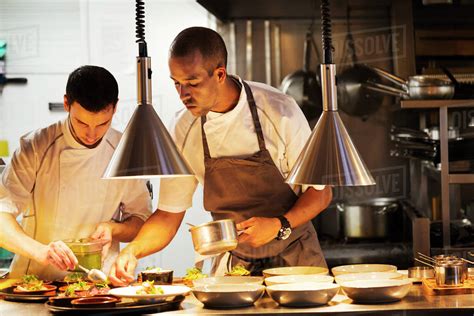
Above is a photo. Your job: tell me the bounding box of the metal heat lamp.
[103,0,193,179]
[286,0,375,186]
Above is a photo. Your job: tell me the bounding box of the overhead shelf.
[449,174,474,184]
[196,0,392,22]
[401,99,474,109]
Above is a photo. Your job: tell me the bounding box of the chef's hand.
[90,222,113,261]
[236,217,280,248]
[38,241,78,271]
[109,251,137,287]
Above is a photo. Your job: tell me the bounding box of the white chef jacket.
[158,76,324,213]
[0,119,152,280]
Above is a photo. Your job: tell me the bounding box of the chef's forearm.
[284,186,332,228]
[121,210,185,258]
[0,212,45,263]
[108,216,146,242]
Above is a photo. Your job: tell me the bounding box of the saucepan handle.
[364,81,408,97]
[369,66,408,88]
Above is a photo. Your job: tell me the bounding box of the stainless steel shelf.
[401,99,474,109]
[449,174,474,184]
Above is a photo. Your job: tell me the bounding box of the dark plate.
[45,294,185,315]
[0,286,56,302]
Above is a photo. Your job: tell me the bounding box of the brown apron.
[201,80,326,276]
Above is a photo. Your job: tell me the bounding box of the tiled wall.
[0,0,213,277]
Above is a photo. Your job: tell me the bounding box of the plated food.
[13,275,57,294]
[331,264,397,276]
[192,284,265,308]
[182,267,208,287]
[138,266,173,284]
[225,264,251,276]
[266,283,340,307]
[109,284,191,304]
[340,279,412,303]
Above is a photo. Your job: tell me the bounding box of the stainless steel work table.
[2,285,474,315]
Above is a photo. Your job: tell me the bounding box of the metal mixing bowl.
[192,284,265,308]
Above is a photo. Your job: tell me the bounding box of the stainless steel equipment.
[364,66,455,100]
[337,198,398,239]
[416,253,467,286]
[188,219,239,256]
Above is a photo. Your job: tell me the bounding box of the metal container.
[435,260,466,287]
[189,219,238,256]
[337,198,398,239]
[408,266,435,281]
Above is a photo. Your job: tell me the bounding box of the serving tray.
[422,277,474,295]
[45,294,185,315]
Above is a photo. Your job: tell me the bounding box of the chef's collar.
[61,118,109,150]
[206,75,246,121]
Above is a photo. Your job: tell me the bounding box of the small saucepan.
[188,219,239,256]
[363,66,454,100]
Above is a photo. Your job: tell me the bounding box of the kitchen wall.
[0,0,213,276]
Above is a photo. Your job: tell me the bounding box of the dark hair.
[65,65,119,113]
[169,27,227,76]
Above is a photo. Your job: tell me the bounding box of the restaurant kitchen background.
[1,0,474,276]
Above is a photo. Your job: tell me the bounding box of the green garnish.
[21,274,39,285]
[226,264,250,276]
[145,266,162,271]
[183,267,208,281]
[64,272,85,283]
[136,281,164,295]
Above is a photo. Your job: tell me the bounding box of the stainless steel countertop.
[2,285,474,315]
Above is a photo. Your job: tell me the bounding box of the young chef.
[110,27,332,285]
[0,65,152,280]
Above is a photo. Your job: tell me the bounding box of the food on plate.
[226,264,251,276]
[135,281,164,295]
[138,266,173,284]
[63,272,86,283]
[60,280,92,293]
[183,267,208,286]
[15,274,50,292]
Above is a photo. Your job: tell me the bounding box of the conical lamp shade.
[103,103,193,179]
[286,111,375,186]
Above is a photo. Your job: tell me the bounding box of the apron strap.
[200,79,267,158]
[242,81,267,152]
[200,115,211,159]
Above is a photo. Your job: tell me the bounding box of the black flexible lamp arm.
[135,0,152,106]
[321,0,333,64]
[136,0,148,57]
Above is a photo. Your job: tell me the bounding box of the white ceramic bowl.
[192,284,265,308]
[192,276,264,287]
[335,272,403,285]
[340,279,412,303]
[267,282,340,307]
[262,266,329,278]
[265,274,334,286]
[331,264,397,276]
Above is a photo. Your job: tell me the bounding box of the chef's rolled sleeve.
[0,136,38,217]
[157,176,198,213]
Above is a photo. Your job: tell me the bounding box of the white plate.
[340,279,412,303]
[265,274,334,286]
[335,272,402,284]
[109,285,191,304]
[331,264,397,276]
[266,283,340,307]
[193,276,264,287]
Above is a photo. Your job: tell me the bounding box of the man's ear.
[63,95,70,112]
[215,67,226,83]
